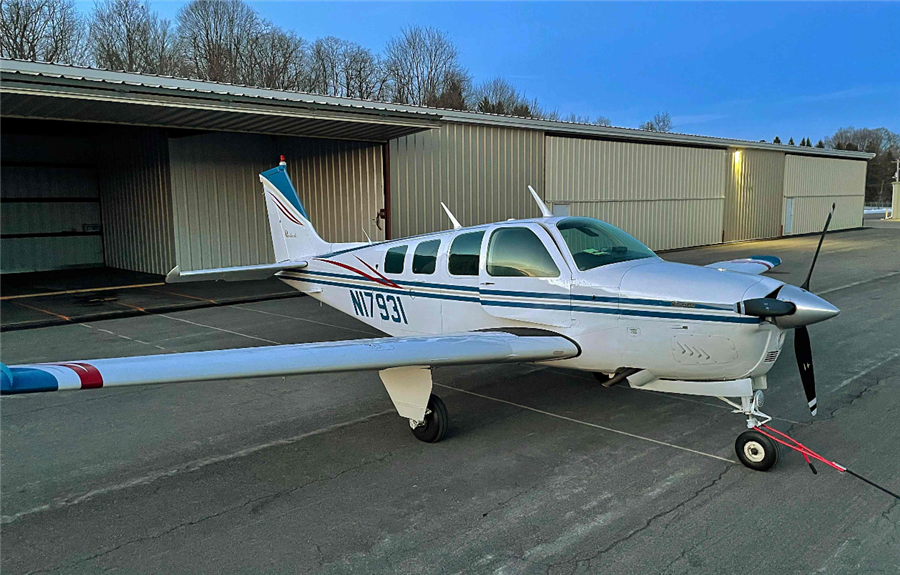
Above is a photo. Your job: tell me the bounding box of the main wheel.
[735,430,779,471]
[410,394,449,443]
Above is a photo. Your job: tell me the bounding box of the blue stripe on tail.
[260,165,309,220]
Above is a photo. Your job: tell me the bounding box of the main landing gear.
[720,390,781,472]
[409,394,449,443]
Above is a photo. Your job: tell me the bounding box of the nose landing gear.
[719,390,780,471]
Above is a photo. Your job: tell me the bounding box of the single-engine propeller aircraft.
[1,158,842,472]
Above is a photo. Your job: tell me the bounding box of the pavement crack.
[549,464,734,572]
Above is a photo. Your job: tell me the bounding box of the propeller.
[737,203,837,416]
[794,202,835,416]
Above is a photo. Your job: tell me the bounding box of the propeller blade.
[794,325,817,415]
[801,203,835,291]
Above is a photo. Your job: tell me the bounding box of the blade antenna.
[440,202,462,230]
[801,203,835,291]
[361,227,372,244]
[528,185,552,218]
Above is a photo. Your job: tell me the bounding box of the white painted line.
[232,304,381,337]
[157,314,283,345]
[0,409,395,525]
[831,348,900,391]
[434,383,738,465]
[818,271,900,296]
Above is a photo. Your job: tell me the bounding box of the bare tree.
[1,0,86,63]
[247,22,306,90]
[90,0,177,75]
[384,25,464,106]
[307,37,387,99]
[640,111,673,132]
[176,0,259,84]
[554,112,611,126]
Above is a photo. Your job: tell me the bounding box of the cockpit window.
[555,217,656,271]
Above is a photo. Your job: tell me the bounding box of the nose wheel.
[409,394,449,443]
[735,429,779,471]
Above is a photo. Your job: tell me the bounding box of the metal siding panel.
[389,123,545,239]
[169,133,383,271]
[1,236,103,273]
[723,148,785,242]
[96,127,176,275]
[545,136,725,250]
[783,155,867,234]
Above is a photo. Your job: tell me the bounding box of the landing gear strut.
[409,394,449,443]
[719,390,780,471]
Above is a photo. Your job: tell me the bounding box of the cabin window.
[486,227,560,278]
[384,245,408,274]
[555,217,656,271]
[412,240,441,275]
[448,231,484,276]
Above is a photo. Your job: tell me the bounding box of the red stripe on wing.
[54,362,103,389]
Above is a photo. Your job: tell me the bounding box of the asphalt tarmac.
[2,221,899,574]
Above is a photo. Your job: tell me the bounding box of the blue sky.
[86,1,898,142]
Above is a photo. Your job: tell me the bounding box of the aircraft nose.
[774,284,840,329]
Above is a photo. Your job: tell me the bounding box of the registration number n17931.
[350,290,408,324]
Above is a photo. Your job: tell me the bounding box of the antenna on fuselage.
[528,185,552,218]
[440,202,462,229]
[362,227,372,244]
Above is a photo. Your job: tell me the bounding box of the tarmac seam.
[818,270,900,296]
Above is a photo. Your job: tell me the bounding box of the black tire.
[411,394,449,443]
[735,430,779,471]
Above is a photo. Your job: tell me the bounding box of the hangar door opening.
[1,123,103,273]
[168,132,386,272]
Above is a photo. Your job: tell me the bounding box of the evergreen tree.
[788,137,795,145]
[773,136,782,144]
[815,140,825,148]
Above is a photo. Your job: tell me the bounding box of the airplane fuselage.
[277,216,786,383]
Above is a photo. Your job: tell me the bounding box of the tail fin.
[260,161,330,261]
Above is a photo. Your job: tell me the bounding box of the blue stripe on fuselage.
[280,271,759,324]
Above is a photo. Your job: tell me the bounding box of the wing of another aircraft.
[705,255,782,275]
[0,330,579,395]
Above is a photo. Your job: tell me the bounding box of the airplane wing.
[165,261,308,283]
[0,330,579,395]
[705,255,781,275]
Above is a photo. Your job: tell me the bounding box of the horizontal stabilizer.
[165,262,308,284]
[1,332,579,395]
[706,255,781,275]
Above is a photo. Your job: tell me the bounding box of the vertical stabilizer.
[260,161,332,261]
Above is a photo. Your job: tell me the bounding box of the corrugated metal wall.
[723,148,785,242]
[169,132,384,271]
[783,155,867,234]
[96,127,176,275]
[544,136,726,251]
[1,132,103,273]
[389,123,545,239]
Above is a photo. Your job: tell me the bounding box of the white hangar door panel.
[1,165,103,273]
[544,136,726,251]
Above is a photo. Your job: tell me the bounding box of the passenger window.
[448,231,484,276]
[412,240,440,275]
[384,245,407,274]
[487,227,560,278]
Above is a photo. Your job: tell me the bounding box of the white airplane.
[1,158,841,472]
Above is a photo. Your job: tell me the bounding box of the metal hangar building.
[0,59,873,275]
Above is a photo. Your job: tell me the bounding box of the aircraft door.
[478,224,573,328]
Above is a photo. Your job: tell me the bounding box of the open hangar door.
[1,120,103,273]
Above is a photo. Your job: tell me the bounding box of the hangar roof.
[0,59,875,159]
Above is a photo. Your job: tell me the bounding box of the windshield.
[555,217,656,271]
